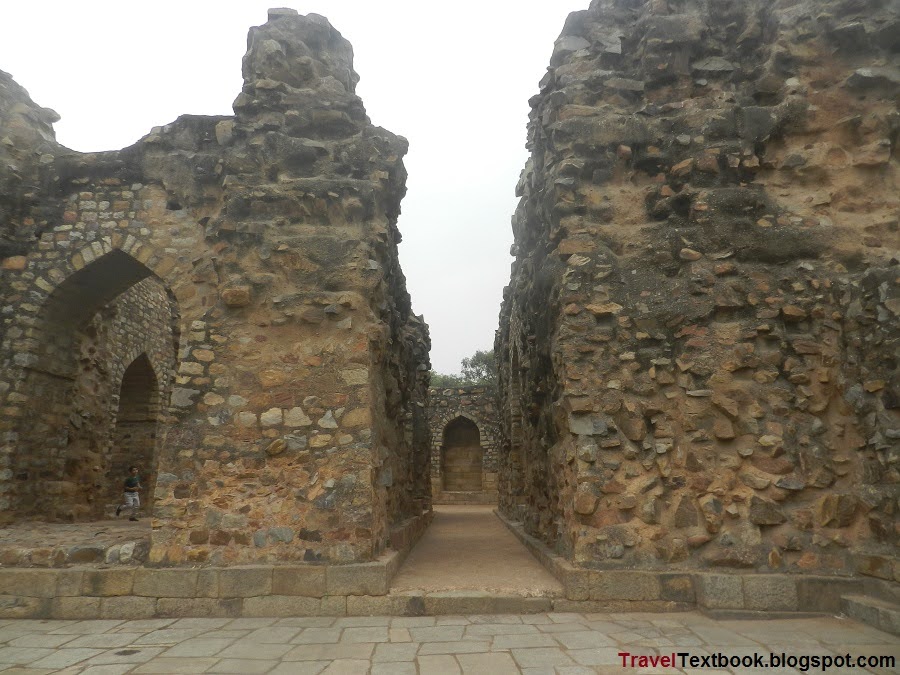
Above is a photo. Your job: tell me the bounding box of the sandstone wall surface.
[0,10,430,565]
[497,0,899,575]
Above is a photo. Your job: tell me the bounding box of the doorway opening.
[442,416,483,492]
[107,354,161,515]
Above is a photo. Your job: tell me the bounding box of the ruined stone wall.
[0,10,429,564]
[497,0,899,574]
[427,386,500,503]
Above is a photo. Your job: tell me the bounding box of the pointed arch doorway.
[107,354,162,514]
[442,416,484,492]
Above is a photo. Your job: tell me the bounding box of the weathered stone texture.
[496,0,899,574]
[427,386,500,503]
[0,69,60,260]
[0,10,430,564]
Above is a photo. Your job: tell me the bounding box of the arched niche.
[442,416,483,491]
[107,354,161,513]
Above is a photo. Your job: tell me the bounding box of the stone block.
[0,595,51,619]
[100,596,158,620]
[156,597,241,618]
[797,577,863,612]
[133,569,198,598]
[51,596,101,619]
[384,551,403,581]
[340,368,368,385]
[660,573,696,603]
[319,595,348,616]
[695,573,744,609]
[326,562,389,596]
[547,598,591,613]
[1,255,27,270]
[68,545,107,564]
[272,566,326,597]
[222,285,251,307]
[493,596,554,614]
[218,567,272,597]
[56,570,84,597]
[842,595,881,629]
[423,591,497,615]
[743,575,798,611]
[81,569,135,597]
[391,591,426,617]
[590,571,661,601]
[347,595,394,616]
[867,578,900,605]
[857,555,893,580]
[563,567,591,601]
[242,595,321,618]
[197,569,219,598]
[878,605,900,636]
[0,569,57,598]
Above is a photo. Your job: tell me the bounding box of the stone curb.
[493,508,895,616]
[2,507,896,620]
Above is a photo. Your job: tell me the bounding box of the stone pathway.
[391,505,563,597]
[0,611,896,674]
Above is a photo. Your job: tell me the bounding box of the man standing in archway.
[115,466,142,521]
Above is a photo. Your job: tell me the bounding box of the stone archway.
[9,249,178,521]
[442,416,483,492]
[107,354,162,516]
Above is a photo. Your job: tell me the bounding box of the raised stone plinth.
[496,508,900,619]
[0,520,150,567]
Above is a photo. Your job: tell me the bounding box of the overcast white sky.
[0,1,585,374]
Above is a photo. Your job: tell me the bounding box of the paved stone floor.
[0,611,896,674]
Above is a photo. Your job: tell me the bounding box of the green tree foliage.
[460,349,497,387]
[430,349,497,388]
[429,371,464,387]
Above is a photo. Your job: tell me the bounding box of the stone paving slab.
[0,611,896,674]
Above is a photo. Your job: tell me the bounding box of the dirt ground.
[390,505,564,596]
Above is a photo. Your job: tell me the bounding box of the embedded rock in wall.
[497,0,898,574]
[0,10,430,564]
[427,386,501,504]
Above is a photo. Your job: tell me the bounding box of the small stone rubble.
[496,0,899,576]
